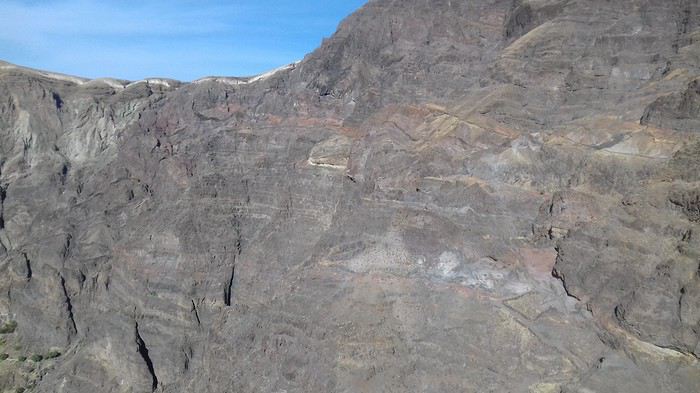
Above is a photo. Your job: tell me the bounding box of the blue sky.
[0,0,367,81]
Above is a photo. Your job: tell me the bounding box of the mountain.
[1,0,700,392]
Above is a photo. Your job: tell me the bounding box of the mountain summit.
[1,1,699,392]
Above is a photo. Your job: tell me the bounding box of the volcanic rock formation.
[1,0,700,392]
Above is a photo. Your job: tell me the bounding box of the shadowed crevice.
[135,322,159,392]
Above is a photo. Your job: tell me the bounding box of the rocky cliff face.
[1,0,700,392]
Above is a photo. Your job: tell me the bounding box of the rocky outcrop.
[1,1,700,392]
[641,78,700,130]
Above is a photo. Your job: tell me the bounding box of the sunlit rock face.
[1,0,700,392]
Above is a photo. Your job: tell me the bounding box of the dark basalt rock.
[1,1,700,392]
[641,78,700,131]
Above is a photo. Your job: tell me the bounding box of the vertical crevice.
[22,252,31,280]
[135,322,159,392]
[21,135,32,160]
[679,287,686,324]
[224,213,242,307]
[59,163,69,186]
[243,179,251,204]
[0,184,6,230]
[59,275,77,338]
[62,233,72,261]
[191,299,201,326]
[233,213,242,255]
[224,260,235,307]
[181,343,194,373]
[182,349,190,371]
[235,236,242,255]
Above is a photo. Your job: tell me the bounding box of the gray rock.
[1,0,700,392]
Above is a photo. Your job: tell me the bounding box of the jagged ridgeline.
[1,0,700,392]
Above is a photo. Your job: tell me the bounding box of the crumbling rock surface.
[642,78,700,130]
[1,0,700,392]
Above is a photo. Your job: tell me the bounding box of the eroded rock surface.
[1,0,700,392]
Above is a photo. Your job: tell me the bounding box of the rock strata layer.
[1,0,700,392]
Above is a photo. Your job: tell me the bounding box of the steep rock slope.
[1,1,700,392]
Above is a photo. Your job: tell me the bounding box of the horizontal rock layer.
[0,0,700,392]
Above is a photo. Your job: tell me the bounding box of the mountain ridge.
[1,0,700,392]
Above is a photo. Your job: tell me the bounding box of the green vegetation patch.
[0,353,8,361]
[0,320,17,334]
[29,354,43,362]
[45,350,61,359]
